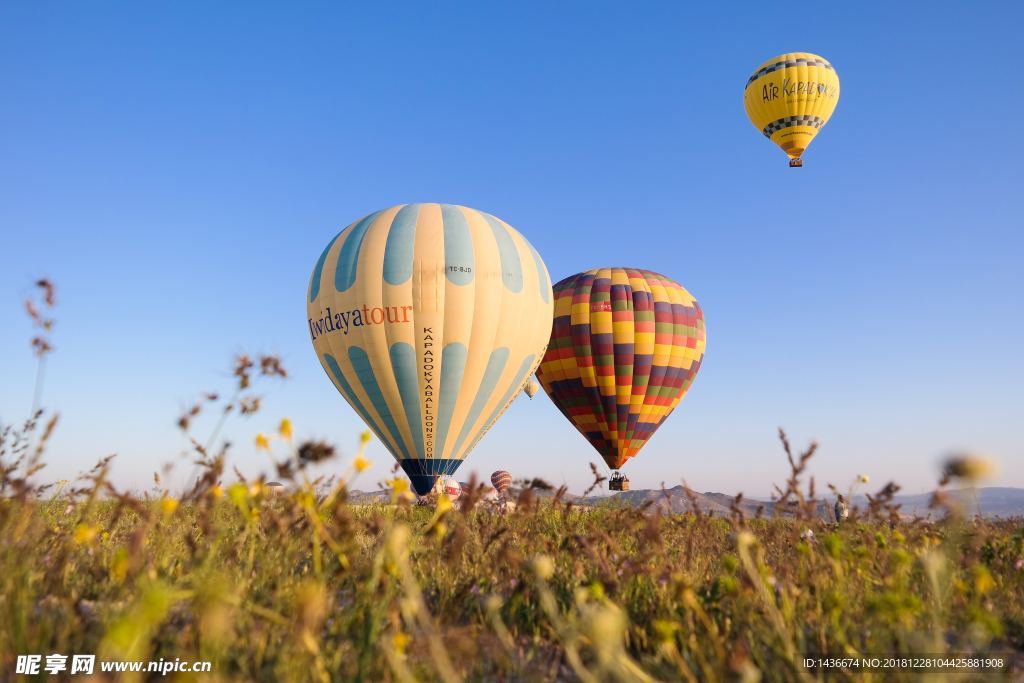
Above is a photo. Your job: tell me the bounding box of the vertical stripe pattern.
[308,204,553,495]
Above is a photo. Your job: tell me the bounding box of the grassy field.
[3,284,1023,681]
[2,429,1023,681]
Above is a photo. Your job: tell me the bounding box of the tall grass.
[1,281,1021,681]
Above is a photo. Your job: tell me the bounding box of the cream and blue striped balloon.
[307,204,553,495]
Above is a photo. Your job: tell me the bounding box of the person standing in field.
[835,495,850,524]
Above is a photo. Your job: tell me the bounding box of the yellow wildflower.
[255,433,271,450]
[653,619,680,644]
[296,489,316,509]
[435,493,452,514]
[360,430,372,445]
[354,454,370,473]
[973,565,995,595]
[228,482,249,506]
[110,549,128,582]
[858,474,870,484]
[389,477,413,503]
[74,523,100,545]
[160,497,179,516]
[210,485,224,499]
[279,418,294,440]
[392,631,410,655]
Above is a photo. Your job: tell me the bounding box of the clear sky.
[2,2,1022,497]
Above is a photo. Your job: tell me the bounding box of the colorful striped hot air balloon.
[744,52,840,167]
[536,268,706,481]
[307,204,553,496]
[490,470,512,495]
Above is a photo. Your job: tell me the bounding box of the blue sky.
[1,2,1021,497]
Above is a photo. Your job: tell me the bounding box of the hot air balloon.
[535,268,706,490]
[523,377,540,399]
[440,477,462,500]
[490,470,512,495]
[744,52,840,167]
[308,204,553,496]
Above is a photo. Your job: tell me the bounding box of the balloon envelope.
[536,268,706,471]
[441,477,462,500]
[490,470,512,494]
[743,52,840,166]
[308,204,553,495]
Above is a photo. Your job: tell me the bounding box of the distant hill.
[586,486,1024,519]
[582,486,793,517]
[346,489,394,504]
[862,487,1024,518]
[583,486,743,516]
[344,485,1024,519]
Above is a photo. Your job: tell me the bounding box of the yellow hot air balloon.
[307,204,553,496]
[744,52,840,167]
[523,377,540,399]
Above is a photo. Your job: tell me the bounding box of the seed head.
[943,453,996,483]
[532,554,555,580]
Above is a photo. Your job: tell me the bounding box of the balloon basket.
[789,158,803,168]
[609,472,630,491]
